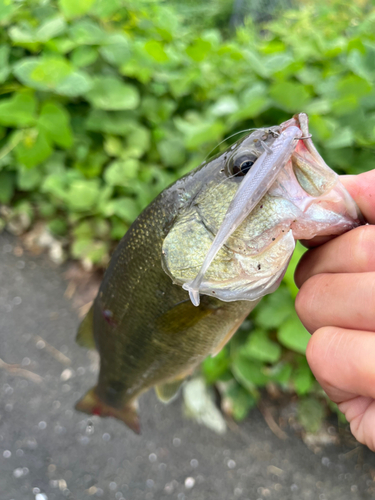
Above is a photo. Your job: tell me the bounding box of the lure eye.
[226,153,258,177]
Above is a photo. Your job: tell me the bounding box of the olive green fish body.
[76,165,257,431]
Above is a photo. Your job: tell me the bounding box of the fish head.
[162,113,363,302]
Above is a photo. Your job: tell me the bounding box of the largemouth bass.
[75,113,362,432]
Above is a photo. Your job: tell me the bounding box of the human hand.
[295,170,375,451]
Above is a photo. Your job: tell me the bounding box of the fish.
[75,113,363,433]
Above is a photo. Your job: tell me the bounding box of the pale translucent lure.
[183,125,303,306]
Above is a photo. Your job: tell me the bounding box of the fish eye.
[226,153,258,177]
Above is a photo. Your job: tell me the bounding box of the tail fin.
[76,305,95,349]
[75,387,140,434]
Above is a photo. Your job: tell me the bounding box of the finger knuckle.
[306,326,336,384]
[353,225,375,271]
[295,274,326,322]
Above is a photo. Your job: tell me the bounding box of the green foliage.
[297,397,326,433]
[1,0,374,429]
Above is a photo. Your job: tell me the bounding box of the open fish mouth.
[162,113,363,304]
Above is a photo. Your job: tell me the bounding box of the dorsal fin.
[76,305,96,349]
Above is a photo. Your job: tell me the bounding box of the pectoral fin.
[155,379,185,403]
[75,387,140,434]
[76,305,95,349]
[155,299,216,335]
[211,306,255,357]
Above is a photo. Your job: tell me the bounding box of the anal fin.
[76,305,95,349]
[155,378,185,403]
[75,387,140,434]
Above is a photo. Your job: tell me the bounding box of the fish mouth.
[162,113,363,303]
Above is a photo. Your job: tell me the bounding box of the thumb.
[341,170,375,224]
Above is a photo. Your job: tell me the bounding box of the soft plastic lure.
[183,125,302,306]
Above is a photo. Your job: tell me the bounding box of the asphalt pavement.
[0,231,374,500]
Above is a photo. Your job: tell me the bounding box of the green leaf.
[102,197,140,223]
[229,84,270,123]
[72,238,109,264]
[15,129,52,168]
[0,44,10,83]
[240,329,281,363]
[224,383,257,421]
[104,159,139,185]
[0,0,15,22]
[176,117,224,150]
[73,220,95,239]
[46,37,76,54]
[144,40,168,62]
[59,0,95,19]
[67,179,101,211]
[0,171,15,203]
[68,19,105,45]
[71,46,98,67]
[141,96,176,124]
[309,115,337,141]
[14,56,70,88]
[36,16,67,41]
[0,92,36,127]
[336,74,372,99]
[282,241,306,298]
[104,136,123,157]
[125,126,150,158]
[46,71,92,98]
[277,311,311,354]
[42,173,69,201]
[255,286,294,329]
[13,57,92,97]
[38,201,56,218]
[38,102,73,149]
[86,76,140,110]
[157,138,186,167]
[186,39,211,62]
[110,217,128,240]
[293,358,315,396]
[325,127,354,149]
[202,349,230,384]
[17,166,43,191]
[100,34,130,66]
[263,53,294,75]
[297,397,325,433]
[91,0,123,18]
[232,355,269,390]
[347,48,375,82]
[270,81,311,112]
[85,110,137,136]
[9,16,66,43]
[269,362,293,385]
[209,96,239,117]
[48,218,68,236]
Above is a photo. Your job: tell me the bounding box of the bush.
[1,0,374,425]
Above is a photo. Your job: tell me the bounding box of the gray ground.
[0,231,374,500]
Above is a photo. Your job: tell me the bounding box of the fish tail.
[75,387,140,434]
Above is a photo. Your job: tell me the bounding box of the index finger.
[300,169,375,249]
[341,170,375,224]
